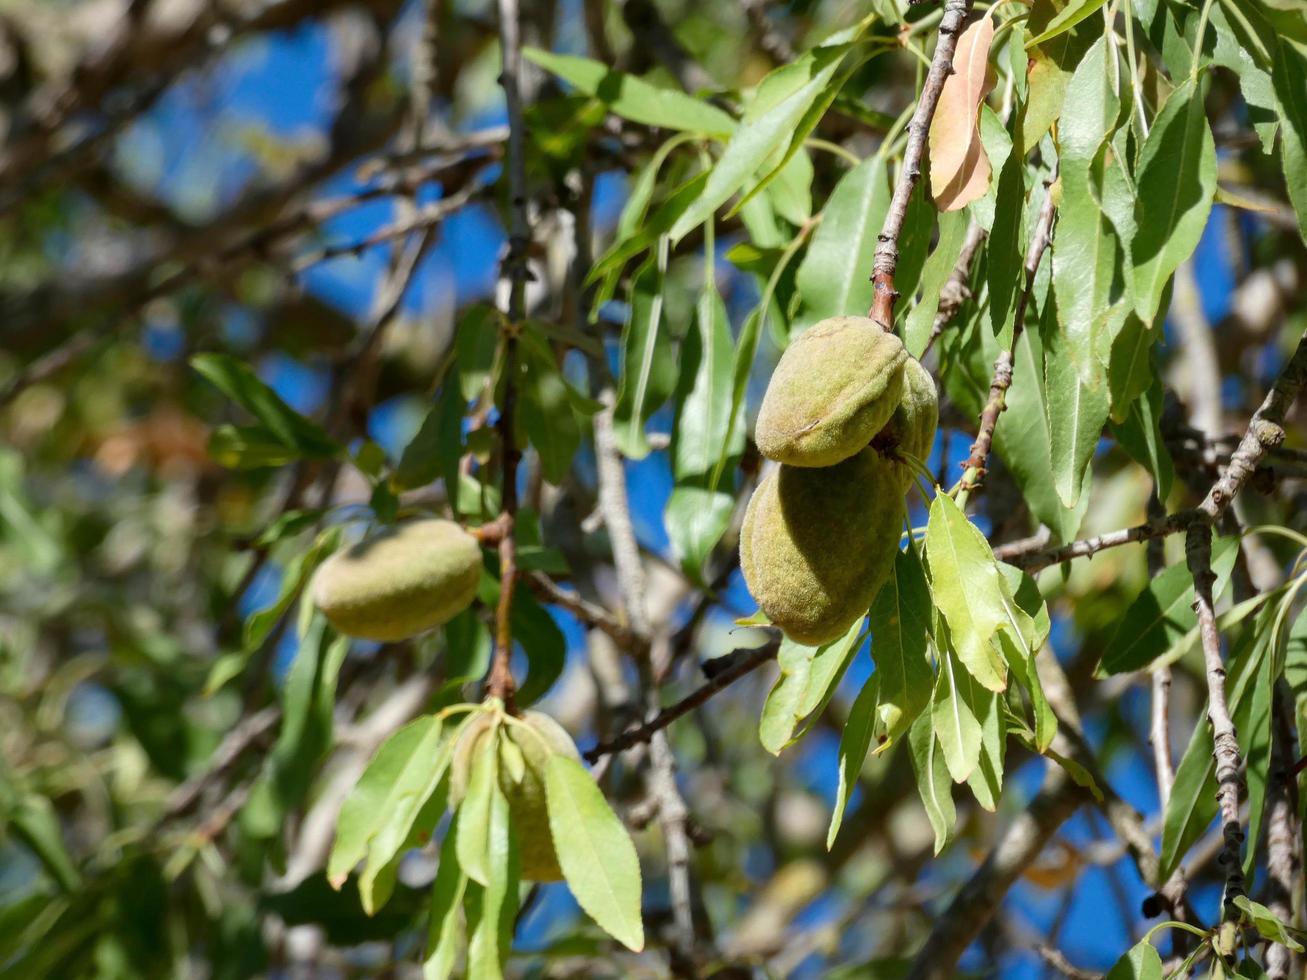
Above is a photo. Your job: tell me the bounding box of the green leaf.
[361,779,448,915]
[1098,535,1239,675]
[511,589,566,707]
[241,618,350,842]
[464,781,519,979]
[7,795,79,892]
[518,335,581,485]
[986,112,1025,346]
[904,209,970,357]
[1272,36,1307,241]
[612,257,676,460]
[664,483,735,587]
[740,47,870,214]
[192,353,340,459]
[895,181,935,309]
[1111,376,1174,503]
[1043,314,1111,509]
[207,424,302,469]
[1042,746,1104,803]
[1053,37,1127,379]
[244,527,341,651]
[828,675,880,849]
[1027,0,1111,46]
[961,664,1006,810]
[924,494,1009,692]
[765,147,814,227]
[545,755,644,952]
[908,711,955,854]
[1104,939,1162,980]
[931,644,983,783]
[673,281,738,481]
[715,235,806,485]
[795,622,866,728]
[523,48,736,137]
[588,170,709,286]
[456,730,500,887]
[869,548,934,744]
[424,821,468,980]
[944,315,1085,541]
[328,716,455,898]
[1108,313,1160,422]
[454,305,500,401]
[1209,4,1279,154]
[1234,896,1306,952]
[1241,632,1275,882]
[994,566,1056,752]
[668,42,855,241]
[793,156,889,326]
[395,382,465,493]
[760,618,863,754]
[1130,78,1217,322]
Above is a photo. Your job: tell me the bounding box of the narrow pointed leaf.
[545,755,645,951]
[925,494,1009,692]
[1131,78,1217,321]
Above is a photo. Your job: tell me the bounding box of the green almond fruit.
[741,449,904,646]
[754,316,908,467]
[498,711,581,881]
[312,518,482,642]
[873,356,939,492]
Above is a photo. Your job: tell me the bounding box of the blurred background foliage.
[0,0,1304,977]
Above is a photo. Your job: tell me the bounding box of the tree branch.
[994,509,1201,573]
[526,571,648,653]
[868,0,974,331]
[485,0,532,707]
[921,221,986,357]
[1264,681,1302,980]
[1184,522,1246,958]
[582,642,780,763]
[1194,331,1307,523]
[959,176,1057,491]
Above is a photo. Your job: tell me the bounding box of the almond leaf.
[928,13,997,212]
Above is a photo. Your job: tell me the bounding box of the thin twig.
[1185,522,1246,959]
[526,571,647,653]
[921,221,986,357]
[582,642,780,763]
[290,181,485,271]
[868,0,974,331]
[1178,333,1307,954]
[1147,499,1175,813]
[485,0,532,707]
[994,509,1201,572]
[592,385,698,961]
[959,177,1058,491]
[1194,331,1307,523]
[1035,945,1102,980]
[1264,681,1302,980]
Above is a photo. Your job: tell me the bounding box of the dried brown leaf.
[928,12,997,212]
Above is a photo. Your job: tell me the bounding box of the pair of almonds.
[742,316,938,646]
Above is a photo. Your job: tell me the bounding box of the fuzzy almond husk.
[312,518,482,642]
[754,316,908,468]
[498,711,581,881]
[873,356,939,492]
[741,448,904,646]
